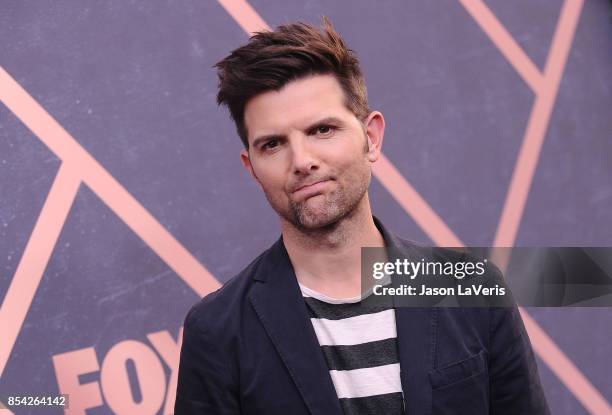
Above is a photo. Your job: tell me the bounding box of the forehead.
[243,74,353,143]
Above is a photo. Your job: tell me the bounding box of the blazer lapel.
[394,307,434,415]
[248,237,344,415]
[376,218,434,414]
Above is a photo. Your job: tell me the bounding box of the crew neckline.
[298,283,362,304]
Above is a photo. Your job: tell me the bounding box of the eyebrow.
[251,133,284,150]
[250,116,345,149]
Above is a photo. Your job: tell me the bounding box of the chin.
[297,215,338,230]
[294,205,348,231]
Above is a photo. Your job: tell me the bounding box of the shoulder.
[183,246,269,336]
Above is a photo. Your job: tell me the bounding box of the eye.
[313,124,336,137]
[261,139,279,151]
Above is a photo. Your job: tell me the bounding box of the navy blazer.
[175,219,550,414]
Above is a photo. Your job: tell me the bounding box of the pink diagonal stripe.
[373,155,463,246]
[458,0,543,93]
[217,0,270,34]
[487,0,610,412]
[0,163,81,378]
[494,0,584,248]
[0,66,220,299]
[520,310,612,414]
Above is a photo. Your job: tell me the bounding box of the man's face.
[241,74,383,231]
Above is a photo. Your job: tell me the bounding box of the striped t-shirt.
[299,283,404,415]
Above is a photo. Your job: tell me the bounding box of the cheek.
[253,163,290,199]
[252,158,284,184]
[334,146,369,174]
[260,173,285,193]
[335,153,371,189]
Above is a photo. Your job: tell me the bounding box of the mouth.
[291,179,332,198]
[293,179,328,193]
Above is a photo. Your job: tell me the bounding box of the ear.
[363,111,385,163]
[240,149,261,184]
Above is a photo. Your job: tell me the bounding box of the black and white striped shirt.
[300,284,404,415]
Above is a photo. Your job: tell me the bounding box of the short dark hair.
[214,17,370,148]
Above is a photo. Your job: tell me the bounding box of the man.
[175,18,549,414]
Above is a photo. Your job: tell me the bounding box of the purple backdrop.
[1,1,611,414]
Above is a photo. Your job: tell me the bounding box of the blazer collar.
[248,216,434,415]
[251,215,408,283]
[248,234,344,415]
[375,217,435,414]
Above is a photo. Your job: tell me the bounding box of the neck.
[280,194,385,298]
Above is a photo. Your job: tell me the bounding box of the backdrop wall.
[1,1,611,414]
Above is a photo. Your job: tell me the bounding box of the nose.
[289,134,319,175]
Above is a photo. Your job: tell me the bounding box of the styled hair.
[214,17,370,148]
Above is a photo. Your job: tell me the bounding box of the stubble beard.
[263,165,371,234]
[288,180,366,231]
[287,136,372,231]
